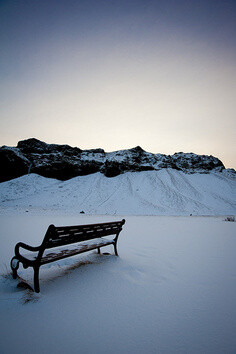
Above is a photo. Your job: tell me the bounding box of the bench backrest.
[43,219,125,249]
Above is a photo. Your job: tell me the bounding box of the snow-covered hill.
[1,170,235,215]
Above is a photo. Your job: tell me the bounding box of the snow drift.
[1,169,235,215]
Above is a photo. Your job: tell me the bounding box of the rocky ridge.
[0,138,233,182]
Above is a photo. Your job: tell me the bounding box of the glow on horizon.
[0,0,235,168]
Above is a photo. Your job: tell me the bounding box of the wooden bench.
[10,219,125,293]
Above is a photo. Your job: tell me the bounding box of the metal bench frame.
[10,219,125,292]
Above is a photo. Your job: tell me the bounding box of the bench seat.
[20,237,114,264]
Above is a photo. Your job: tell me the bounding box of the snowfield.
[0,213,235,353]
[0,171,236,353]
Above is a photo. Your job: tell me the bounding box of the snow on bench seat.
[22,237,113,263]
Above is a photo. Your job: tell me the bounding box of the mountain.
[0,138,233,183]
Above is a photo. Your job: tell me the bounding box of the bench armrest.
[15,242,41,258]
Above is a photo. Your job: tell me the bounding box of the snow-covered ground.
[0,213,235,353]
[0,170,235,215]
[0,171,235,353]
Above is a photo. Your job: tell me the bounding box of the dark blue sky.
[1,0,236,167]
[1,0,235,77]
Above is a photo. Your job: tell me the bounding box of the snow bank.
[0,170,235,215]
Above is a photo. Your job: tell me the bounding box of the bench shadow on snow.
[3,249,119,303]
[40,251,118,291]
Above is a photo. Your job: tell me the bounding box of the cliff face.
[0,138,228,182]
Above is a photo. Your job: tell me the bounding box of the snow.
[0,172,235,353]
[0,170,235,215]
[0,213,236,353]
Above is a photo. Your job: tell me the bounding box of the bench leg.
[97,247,101,254]
[34,266,40,293]
[10,257,19,279]
[114,242,118,256]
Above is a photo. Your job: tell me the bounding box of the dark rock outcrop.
[0,138,229,182]
[0,148,29,182]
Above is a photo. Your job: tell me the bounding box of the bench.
[10,219,125,292]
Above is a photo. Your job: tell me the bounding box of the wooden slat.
[55,220,124,231]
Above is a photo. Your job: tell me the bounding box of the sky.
[0,0,235,168]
